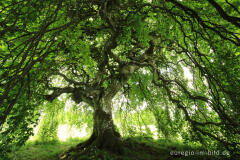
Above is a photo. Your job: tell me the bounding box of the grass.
[8,137,230,160]
[8,138,84,160]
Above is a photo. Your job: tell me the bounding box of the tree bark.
[91,105,123,153]
[74,98,123,154]
[84,64,139,153]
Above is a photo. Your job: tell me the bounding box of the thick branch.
[45,87,74,102]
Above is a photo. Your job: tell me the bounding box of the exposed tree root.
[59,131,124,160]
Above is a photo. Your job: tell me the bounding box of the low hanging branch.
[151,65,240,151]
[44,87,74,102]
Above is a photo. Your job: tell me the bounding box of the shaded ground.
[8,138,81,160]
[8,137,230,160]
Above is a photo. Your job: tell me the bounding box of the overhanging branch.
[207,0,240,28]
[45,87,74,102]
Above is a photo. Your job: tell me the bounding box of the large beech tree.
[0,0,239,158]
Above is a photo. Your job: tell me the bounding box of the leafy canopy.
[0,0,239,158]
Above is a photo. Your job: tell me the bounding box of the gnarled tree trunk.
[78,65,138,154]
[60,99,123,160]
[91,105,122,153]
[60,65,139,159]
[74,96,124,155]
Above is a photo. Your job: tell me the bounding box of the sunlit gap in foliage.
[57,124,88,141]
[29,94,91,142]
[29,124,88,141]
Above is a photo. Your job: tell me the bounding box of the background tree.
[0,0,239,159]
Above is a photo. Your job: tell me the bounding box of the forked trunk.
[81,67,138,154]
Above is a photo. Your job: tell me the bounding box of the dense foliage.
[0,0,239,159]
